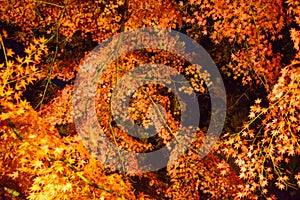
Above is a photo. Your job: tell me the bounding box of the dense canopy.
[0,0,299,199]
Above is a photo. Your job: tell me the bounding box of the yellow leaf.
[61,182,73,192]
[16,55,23,63]
[30,183,41,192]
[24,47,32,55]
[56,165,65,174]
[5,89,14,96]
[31,160,44,170]
[39,36,47,44]
[24,56,33,64]
[29,44,36,52]
[33,37,39,45]
[7,60,14,68]
[34,54,41,62]
[19,79,27,89]
[26,77,35,85]
[14,92,21,101]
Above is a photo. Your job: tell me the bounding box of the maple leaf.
[220,169,227,176]
[16,55,23,63]
[247,151,252,157]
[55,164,65,174]
[217,162,225,169]
[30,183,41,192]
[8,171,19,180]
[24,56,33,64]
[39,36,47,44]
[6,48,15,57]
[242,131,248,137]
[248,111,255,119]
[2,29,8,38]
[236,192,246,198]
[24,47,32,55]
[6,60,14,68]
[255,98,262,104]
[33,37,39,45]
[275,182,285,190]
[31,160,44,170]
[34,54,41,62]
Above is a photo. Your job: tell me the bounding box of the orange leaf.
[6,48,15,57]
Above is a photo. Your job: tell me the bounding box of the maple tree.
[0,0,299,199]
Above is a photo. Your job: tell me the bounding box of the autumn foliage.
[0,0,299,199]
